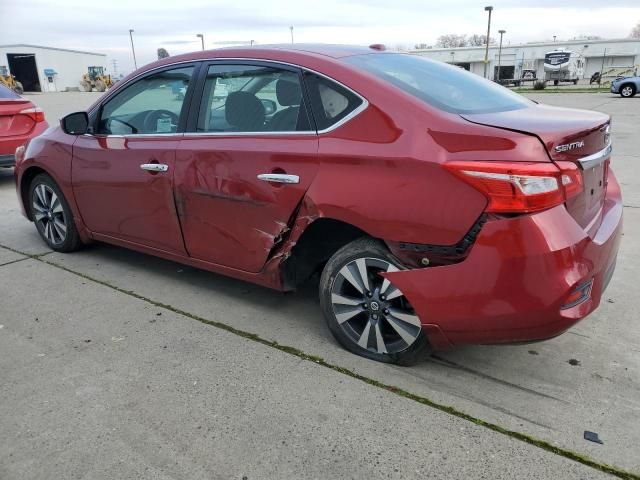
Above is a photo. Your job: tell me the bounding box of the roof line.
[412,38,640,53]
[0,44,106,56]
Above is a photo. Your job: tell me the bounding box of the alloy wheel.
[32,183,67,245]
[330,257,421,355]
[621,86,633,97]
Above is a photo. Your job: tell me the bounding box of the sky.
[1,0,639,75]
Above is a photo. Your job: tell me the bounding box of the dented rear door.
[174,134,319,272]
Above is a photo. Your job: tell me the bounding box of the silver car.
[611,75,639,98]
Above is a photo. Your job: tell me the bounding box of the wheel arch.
[620,82,637,95]
[20,166,51,221]
[281,216,371,289]
[270,176,484,290]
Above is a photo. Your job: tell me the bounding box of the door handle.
[140,163,169,172]
[257,173,299,184]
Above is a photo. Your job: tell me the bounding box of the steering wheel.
[142,109,179,133]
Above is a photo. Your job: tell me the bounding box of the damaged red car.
[14,45,622,364]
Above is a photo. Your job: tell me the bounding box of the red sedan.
[0,84,48,167]
[13,45,621,365]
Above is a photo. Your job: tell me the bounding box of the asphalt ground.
[1,90,638,479]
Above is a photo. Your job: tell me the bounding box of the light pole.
[289,26,294,44]
[129,29,137,70]
[450,51,455,64]
[553,35,557,43]
[497,29,505,82]
[599,48,607,85]
[483,6,493,79]
[196,33,204,51]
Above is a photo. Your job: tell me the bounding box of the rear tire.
[620,84,636,98]
[319,237,430,366]
[79,80,92,92]
[29,173,82,252]
[553,80,559,86]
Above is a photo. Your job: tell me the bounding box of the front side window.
[303,72,363,131]
[97,66,194,135]
[196,64,311,133]
[345,53,532,114]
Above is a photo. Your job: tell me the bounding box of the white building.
[411,38,640,82]
[0,44,107,92]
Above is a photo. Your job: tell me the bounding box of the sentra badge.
[555,140,585,153]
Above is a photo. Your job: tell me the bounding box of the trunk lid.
[0,99,36,137]
[461,104,611,235]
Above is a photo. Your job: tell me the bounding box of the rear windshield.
[345,53,531,114]
[0,84,21,99]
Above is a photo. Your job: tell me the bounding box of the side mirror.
[261,99,277,116]
[60,111,89,135]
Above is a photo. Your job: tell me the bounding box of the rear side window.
[0,84,21,99]
[303,72,363,131]
[196,64,312,133]
[345,53,531,114]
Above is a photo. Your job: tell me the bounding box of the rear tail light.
[555,161,583,200]
[445,161,583,213]
[18,107,45,123]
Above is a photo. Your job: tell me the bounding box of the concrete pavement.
[1,256,615,479]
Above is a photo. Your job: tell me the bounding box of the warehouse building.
[411,38,640,83]
[0,44,107,92]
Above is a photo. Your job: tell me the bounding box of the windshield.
[345,53,531,114]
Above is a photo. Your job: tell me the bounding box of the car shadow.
[0,167,14,184]
[60,241,538,370]
[47,239,632,453]
[59,241,332,341]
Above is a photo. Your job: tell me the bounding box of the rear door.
[72,64,197,254]
[175,61,319,273]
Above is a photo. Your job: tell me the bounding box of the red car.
[0,84,48,167]
[14,45,621,365]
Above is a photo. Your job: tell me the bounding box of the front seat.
[225,91,265,131]
[268,79,302,131]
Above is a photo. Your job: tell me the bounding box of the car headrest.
[276,79,301,106]
[225,91,265,131]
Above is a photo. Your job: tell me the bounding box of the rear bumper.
[0,154,15,167]
[384,171,623,351]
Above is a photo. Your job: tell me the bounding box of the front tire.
[620,84,636,98]
[320,238,429,365]
[29,173,82,252]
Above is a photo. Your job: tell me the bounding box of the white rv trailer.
[544,49,585,85]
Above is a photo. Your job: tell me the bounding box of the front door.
[175,62,319,272]
[72,65,196,254]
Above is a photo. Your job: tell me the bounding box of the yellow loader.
[0,66,24,94]
[79,66,112,92]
